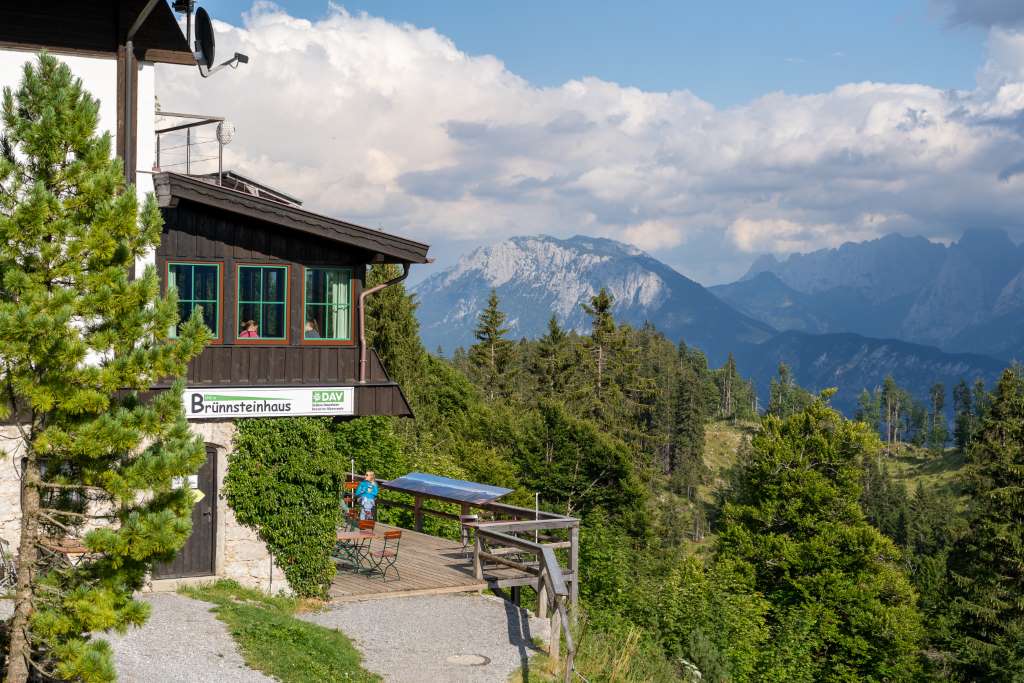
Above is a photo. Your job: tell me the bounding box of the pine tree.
[947,367,1024,681]
[928,382,948,454]
[0,54,207,682]
[716,353,738,420]
[766,362,813,418]
[533,314,572,400]
[952,379,975,451]
[468,289,513,400]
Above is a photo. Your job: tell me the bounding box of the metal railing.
[154,111,227,182]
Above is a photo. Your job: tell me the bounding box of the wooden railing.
[474,523,577,683]
[356,476,580,679]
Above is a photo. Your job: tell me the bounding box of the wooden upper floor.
[152,172,430,417]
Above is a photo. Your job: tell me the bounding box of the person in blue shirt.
[355,471,379,520]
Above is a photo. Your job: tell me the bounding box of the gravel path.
[105,593,271,683]
[301,593,549,683]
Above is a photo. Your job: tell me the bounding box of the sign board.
[183,387,355,419]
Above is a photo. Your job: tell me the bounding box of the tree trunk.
[6,448,40,683]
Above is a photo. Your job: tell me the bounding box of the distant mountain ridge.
[720,229,1024,360]
[414,234,772,364]
[415,234,1006,414]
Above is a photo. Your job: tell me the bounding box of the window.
[237,265,288,340]
[303,268,352,341]
[167,262,220,339]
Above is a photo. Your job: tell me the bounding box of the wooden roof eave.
[153,172,430,265]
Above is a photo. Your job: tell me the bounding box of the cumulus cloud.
[156,3,1024,283]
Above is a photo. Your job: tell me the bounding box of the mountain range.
[413,232,1016,414]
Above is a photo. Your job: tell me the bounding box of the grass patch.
[510,617,680,683]
[884,445,967,498]
[180,580,379,683]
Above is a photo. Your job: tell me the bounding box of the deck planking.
[329,523,535,602]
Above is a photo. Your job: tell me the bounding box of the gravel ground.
[3,594,268,682]
[301,593,550,683]
[105,593,271,683]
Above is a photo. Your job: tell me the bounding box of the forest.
[360,264,1024,682]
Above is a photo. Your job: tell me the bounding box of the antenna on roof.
[173,1,249,78]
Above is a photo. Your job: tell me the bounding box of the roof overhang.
[0,1,195,66]
[153,172,431,265]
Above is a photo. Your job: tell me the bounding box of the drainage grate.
[446,654,492,666]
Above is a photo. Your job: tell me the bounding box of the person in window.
[239,320,259,338]
[355,471,378,521]
[304,318,321,339]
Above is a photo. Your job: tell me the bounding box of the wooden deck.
[329,523,534,602]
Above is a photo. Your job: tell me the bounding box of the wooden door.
[152,444,217,579]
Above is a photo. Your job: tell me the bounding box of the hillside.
[733,330,1005,415]
[414,235,773,364]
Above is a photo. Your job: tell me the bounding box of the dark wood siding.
[158,201,367,349]
[155,201,413,418]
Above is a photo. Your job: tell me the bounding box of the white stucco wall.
[0,48,157,273]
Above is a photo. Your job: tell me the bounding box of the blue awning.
[383,472,513,505]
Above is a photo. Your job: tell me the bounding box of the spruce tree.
[671,360,706,499]
[0,55,207,682]
[468,289,513,400]
[581,287,615,395]
[947,367,1024,681]
[716,393,923,680]
[363,263,428,392]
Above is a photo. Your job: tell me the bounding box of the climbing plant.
[225,418,347,597]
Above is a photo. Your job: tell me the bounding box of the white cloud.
[155,3,1024,283]
[618,220,686,251]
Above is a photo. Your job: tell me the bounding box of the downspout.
[358,264,409,385]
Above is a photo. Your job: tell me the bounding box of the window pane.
[304,305,324,338]
[200,303,217,333]
[238,267,261,301]
[238,303,259,336]
[262,303,286,338]
[175,301,192,337]
[305,269,323,305]
[194,265,218,301]
[263,267,286,302]
[170,264,192,300]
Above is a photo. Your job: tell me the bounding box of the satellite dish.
[194,7,215,67]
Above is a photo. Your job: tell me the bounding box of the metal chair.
[366,530,402,582]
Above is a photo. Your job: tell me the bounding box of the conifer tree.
[533,314,572,400]
[0,55,206,682]
[363,263,428,391]
[716,393,923,680]
[947,367,1024,681]
[671,360,706,498]
[469,289,513,399]
[581,287,615,395]
[766,362,813,418]
[928,382,948,453]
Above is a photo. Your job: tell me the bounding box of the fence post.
[549,596,561,662]
[569,523,579,617]
[537,569,548,619]
[414,495,423,532]
[473,534,483,580]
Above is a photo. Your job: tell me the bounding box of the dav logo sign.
[183,386,355,419]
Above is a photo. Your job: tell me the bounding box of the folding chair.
[367,530,402,582]
[358,519,376,534]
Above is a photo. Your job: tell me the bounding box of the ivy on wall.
[224,416,414,597]
[225,417,347,597]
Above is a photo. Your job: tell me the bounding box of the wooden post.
[549,597,561,662]
[569,524,579,616]
[511,585,521,605]
[473,534,483,580]
[414,495,423,532]
[537,571,549,619]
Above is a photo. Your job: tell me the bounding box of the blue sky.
[159,1,1024,285]
[198,1,985,106]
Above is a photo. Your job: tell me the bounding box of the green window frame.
[236,265,289,341]
[303,268,353,341]
[166,262,221,339]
